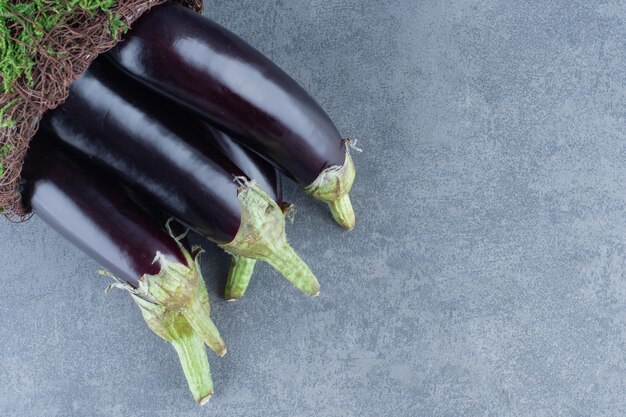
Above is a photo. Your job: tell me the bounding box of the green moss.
[0,98,17,128]
[0,0,127,94]
[0,1,129,186]
[0,143,12,178]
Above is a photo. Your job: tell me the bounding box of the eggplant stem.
[132,295,213,404]
[224,255,257,300]
[262,240,320,296]
[116,246,224,402]
[303,150,356,230]
[327,193,355,230]
[220,181,319,297]
[167,314,214,404]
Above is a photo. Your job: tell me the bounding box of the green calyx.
[303,150,356,230]
[223,204,296,301]
[219,180,320,297]
[104,246,225,404]
[133,296,213,404]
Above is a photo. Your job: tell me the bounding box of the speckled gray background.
[1,0,626,416]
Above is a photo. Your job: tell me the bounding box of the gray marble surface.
[2,0,626,416]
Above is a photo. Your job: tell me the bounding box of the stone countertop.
[1,1,625,416]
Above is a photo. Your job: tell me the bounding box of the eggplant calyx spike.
[280,202,296,224]
[165,216,190,242]
[303,150,356,230]
[183,250,227,356]
[220,181,320,297]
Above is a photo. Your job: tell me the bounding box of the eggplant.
[20,131,225,404]
[193,121,292,300]
[106,3,357,229]
[129,120,289,300]
[128,180,250,302]
[125,187,192,250]
[198,122,284,205]
[41,59,319,297]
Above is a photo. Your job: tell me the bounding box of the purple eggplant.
[106,3,357,229]
[193,121,292,300]
[125,190,193,256]
[198,122,284,205]
[41,59,319,297]
[128,120,289,300]
[20,132,225,403]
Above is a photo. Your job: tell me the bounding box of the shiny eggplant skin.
[195,121,282,204]
[20,132,187,287]
[124,186,192,250]
[42,59,245,245]
[107,3,345,186]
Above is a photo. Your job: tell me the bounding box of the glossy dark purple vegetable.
[21,141,181,287]
[106,3,357,229]
[124,186,192,250]
[42,59,319,297]
[126,122,285,300]
[45,65,240,244]
[20,131,224,403]
[193,121,291,299]
[197,121,283,205]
